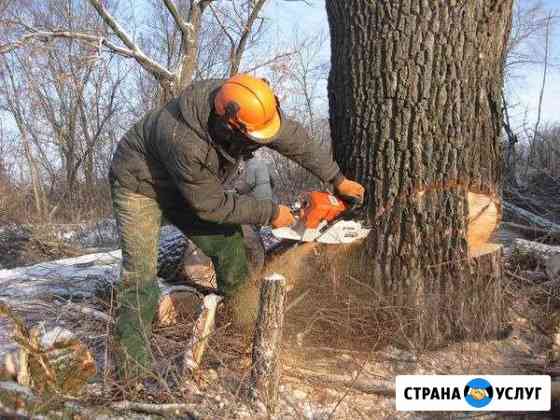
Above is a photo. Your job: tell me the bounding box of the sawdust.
[227,240,406,359]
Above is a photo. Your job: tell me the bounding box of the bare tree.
[0,58,48,219]
[208,0,269,76]
[506,0,557,76]
[502,0,559,195]
[0,0,295,102]
[0,1,126,220]
[525,12,553,176]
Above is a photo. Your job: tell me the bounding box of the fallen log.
[0,250,121,301]
[111,400,204,417]
[0,226,207,302]
[0,224,284,303]
[249,273,287,415]
[517,270,549,283]
[501,222,560,242]
[503,202,560,235]
[183,294,222,374]
[511,239,560,268]
[0,241,211,379]
[57,300,114,324]
[285,366,395,396]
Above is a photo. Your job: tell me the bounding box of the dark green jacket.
[109,79,341,226]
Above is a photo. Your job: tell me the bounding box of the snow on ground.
[74,218,119,248]
[0,250,122,280]
[0,250,121,301]
[39,219,119,248]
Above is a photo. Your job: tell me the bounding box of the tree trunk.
[21,132,44,220]
[84,151,95,188]
[326,0,513,347]
[0,226,191,302]
[158,78,179,106]
[250,273,287,414]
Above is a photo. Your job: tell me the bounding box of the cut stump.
[249,273,287,415]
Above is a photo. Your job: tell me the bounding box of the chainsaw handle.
[336,193,364,210]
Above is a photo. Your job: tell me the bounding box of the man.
[109,74,364,378]
[236,157,275,273]
[236,157,276,202]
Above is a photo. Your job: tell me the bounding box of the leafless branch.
[532,13,552,143]
[162,0,192,39]
[241,51,296,74]
[86,0,174,81]
[526,12,553,176]
[229,0,268,76]
[208,2,235,50]
[284,0,312,5]
[0,29,174,82]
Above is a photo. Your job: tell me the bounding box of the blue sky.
[264,0,560,130]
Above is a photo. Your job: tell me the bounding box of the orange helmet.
[214,74,281,143]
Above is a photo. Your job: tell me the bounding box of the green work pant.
[110,182,249,377]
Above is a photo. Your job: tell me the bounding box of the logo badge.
[464,378,493,408]
[396,375,551,411]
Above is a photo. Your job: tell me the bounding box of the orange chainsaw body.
[300,192,349,229]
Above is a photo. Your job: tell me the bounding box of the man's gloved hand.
[335,177,365,205]
[271,205,295,228]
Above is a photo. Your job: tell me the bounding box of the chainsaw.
[271,191,370,244]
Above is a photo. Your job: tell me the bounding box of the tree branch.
[162,0,192,39]
[230,0,268,76]
[176,0,213,87]
[208,2,235,51]
[86,0,175,81]
[0,29,175,81]
[241,51,296,74]
[532,13,552,142]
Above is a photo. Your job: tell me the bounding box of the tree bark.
[250,273,287,415]
[326,1,513,347]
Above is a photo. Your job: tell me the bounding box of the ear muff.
[224,101,240,120]
[223,101,248,132]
